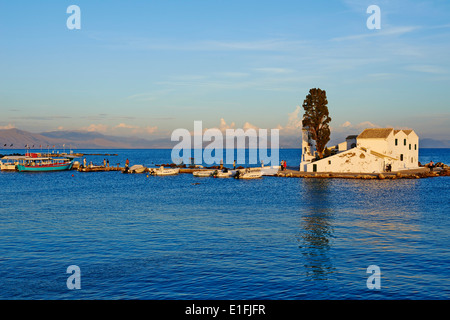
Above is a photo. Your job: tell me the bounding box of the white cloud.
[331,26,420,42]
[341,121,352,128]
[115,123,139,129]
[356,121,379,129]
[243,122,259,131]
[405,64,447,74]
[219,118,236,132]
[81,124,109,133]
[80,123,158,136]
[336,121,379,131]
[143,126,158,134]
[254,67,294,74]
[0,123,16,130]
[280,106,303,134]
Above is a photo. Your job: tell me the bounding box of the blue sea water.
[0,148,449,300]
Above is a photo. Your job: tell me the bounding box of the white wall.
[391,131,419,170]
[305,147,385,173]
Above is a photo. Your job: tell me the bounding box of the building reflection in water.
[296,179,335,281]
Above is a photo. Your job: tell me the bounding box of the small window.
[415,144,417,150]
[400,154,404,161]
[409,144,411,150]
[404,139,406,146]
[328,160,331,165]
[411,157,414,163]
[395,139,398,146]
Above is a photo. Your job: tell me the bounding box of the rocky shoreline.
[277,166,450,179]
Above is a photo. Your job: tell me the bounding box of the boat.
[0,156,26,171]
[123,164,147,174]
[234,169,263,179]
[211,169,232,178]
[192,170,215,177]
[16,157,74,172]
[148,166,180,176]
[261,165,281,176]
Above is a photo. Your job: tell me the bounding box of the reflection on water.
[297,179,335,280]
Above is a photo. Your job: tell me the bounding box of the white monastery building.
[299,128,419,173]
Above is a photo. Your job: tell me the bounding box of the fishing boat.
[148,166,180,176]
[16,157,74,172]
[192,170,215,177]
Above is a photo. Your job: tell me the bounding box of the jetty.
[77,165,123,172]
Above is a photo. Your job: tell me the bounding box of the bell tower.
[299,128,316,171]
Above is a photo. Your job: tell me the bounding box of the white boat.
[148,166,180,176]
[129,164,147,173]
[234,169,263,179]
[193,170,215,177]
[1,155,31,171]
[261,165,281,176]
[211,169,232,178]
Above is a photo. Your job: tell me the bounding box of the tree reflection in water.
[296,179,335,281]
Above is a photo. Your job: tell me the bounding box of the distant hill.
[420,138,450,148]
[0,128,170,149]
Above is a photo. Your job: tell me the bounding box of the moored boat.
[123,164,147,174]
[0,156,26,171]
[148,166,180,176]
[193,170,215,177]
[211,169,232,178]
[234,169,263,179]
[16,157,73,172]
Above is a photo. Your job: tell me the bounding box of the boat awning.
[23,157,52,161]
[1,156,27,160]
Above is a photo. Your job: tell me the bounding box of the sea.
[0,148,449,300]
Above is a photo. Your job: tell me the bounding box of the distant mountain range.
[0,128,449,150]
[0,128,170,150]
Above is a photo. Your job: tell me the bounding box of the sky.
[0,0,449,145]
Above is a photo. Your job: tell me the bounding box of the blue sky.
[0,0,449,144]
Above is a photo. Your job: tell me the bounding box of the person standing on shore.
[283,160,287,171]
[125,158,129,169]
[233,160,236,169]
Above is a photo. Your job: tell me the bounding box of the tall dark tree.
[302,88,331,159]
